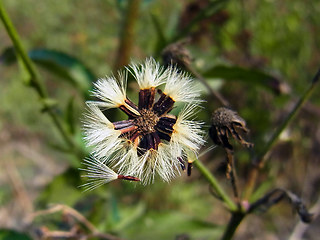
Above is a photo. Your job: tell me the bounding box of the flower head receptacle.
[82,58,205,186]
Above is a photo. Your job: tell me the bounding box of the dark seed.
[139,88,156,109]
[153,91,175,116]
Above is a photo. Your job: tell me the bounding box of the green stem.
[193,159,237,211]
[0,2,83,158]
[185,64,231,108]
[0,1,45,97]
[244,68,320,199]
[256,73,320,165]
[221,211,245,240]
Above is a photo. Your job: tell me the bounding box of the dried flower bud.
[162,40,192,70]
[209,107,253,150]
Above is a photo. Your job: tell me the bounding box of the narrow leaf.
[203,65,289,94]
[1,47,96,99]
[28,49,95,97]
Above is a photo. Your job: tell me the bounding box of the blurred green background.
[1,0,320,239]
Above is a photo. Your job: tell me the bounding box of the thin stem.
[244,67,320,199]
[221,211,245,240]
[0,1,45,97]
[0,2,83,159]
[114,0,141,70]
[193,159,237,211]
[186,64,231,107]
[226,150,240,205]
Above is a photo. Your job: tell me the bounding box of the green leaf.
[203,65,289,94]
[0,229,32,240]
[1,47,95,99]
[28,49,95,98]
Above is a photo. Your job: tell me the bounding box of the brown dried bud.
[161,40,192,69]
[209,107,253,150]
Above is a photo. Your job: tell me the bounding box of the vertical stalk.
[244,68,320,199]
[226,150,240,205]
[0,1,83,158]
[114,0,141,70]
[185,64,231,107]
[221,211,245,240]
[0,1,45,97]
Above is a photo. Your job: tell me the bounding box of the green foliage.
[28,49,95,99]
[0,230,32,240]
[36,168,82,208]
[123,211,222,240]
[1,47,95,99]
[1,0,319,239]
[203,65,284,94]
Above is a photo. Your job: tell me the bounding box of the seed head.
[82,58,205,186]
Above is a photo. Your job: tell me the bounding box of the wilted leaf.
[285,191,314,223]
[249,188,314,223]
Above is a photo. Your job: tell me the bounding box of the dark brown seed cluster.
[112,88,177,155]
[134,109,159,134]
[209,107,253,150]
